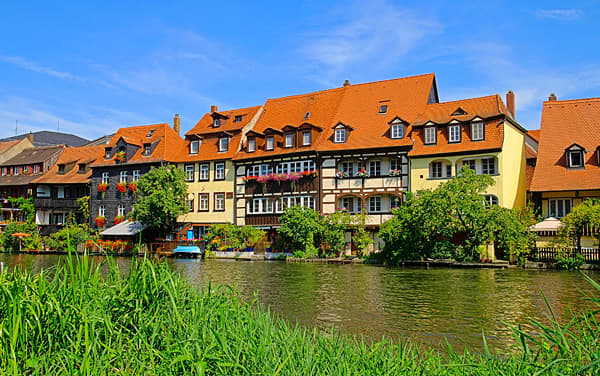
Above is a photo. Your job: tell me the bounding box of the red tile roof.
[409,95,513,157]
[34,144,106,184]
[527,129,540,142]
[530,97,600,192]
[92,123,186,167]
[0,140,21,154]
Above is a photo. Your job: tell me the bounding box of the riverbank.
[0,255,598,374]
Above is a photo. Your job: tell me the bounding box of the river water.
[1,253,598,352]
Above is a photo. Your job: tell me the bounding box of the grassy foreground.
[0,256,599,375]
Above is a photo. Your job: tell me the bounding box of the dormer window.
[390,123,404,139]
[471,120,484,141]
[302,131,311,146]
[78,163,86,173]
[234,115,242,123]
[304,112,310,119]
[213,119,220,127]
[248,138,256,152]
[143,143,151,156]
[334,128,346,143]
[190,140,199,154]
[285,134,294,148]
[449,124,461,143]
[104,148,112,160]
[219,137,229,152]
[379,104,388,114]
[424,127,437,145]
[58,164,65,174]
[568,150,583,168]
[266,136,274,150]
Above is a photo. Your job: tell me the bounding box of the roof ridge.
[427,94,499,106]
[543,97,600,105]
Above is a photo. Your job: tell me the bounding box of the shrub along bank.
[0,254,598,375]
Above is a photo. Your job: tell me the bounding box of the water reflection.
[1,253,598,351]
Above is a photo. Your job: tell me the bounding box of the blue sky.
[0,1,598,140]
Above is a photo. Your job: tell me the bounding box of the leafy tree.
[1,221,40,252]
[558,199,600,252]
[43,223,96,251]
[204,223,241,251]
[278,206,323,256]
[237,226,266,249]
[132,165,187,238]
[77,196,90,222]
[7,197,35,223]
[488,205,538,264]
[321,211,350,256]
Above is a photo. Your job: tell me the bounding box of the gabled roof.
[0,145,66,167]
[0,131,88,147]
[527,129,540,142]
[409,95,515,157]
[531,97,600,192]
[33,144,106,184]
[92,123,186,167]
[0,140,21,154]
[186,106,261,136]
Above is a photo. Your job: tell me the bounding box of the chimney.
[27,132,34,143]
[210,105,218,113]
[506,90,515,119]
[548,93,557,101]
[173,114,180,135]
[343,79,350,87]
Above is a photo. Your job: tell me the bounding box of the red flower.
[128,182,137,192]
[116,182,127,193]
[97,183,109,193]
[95,216,105,227]
[114,215,126,225]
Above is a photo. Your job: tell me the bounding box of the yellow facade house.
[409,92,527,209]
[174,106,262,239]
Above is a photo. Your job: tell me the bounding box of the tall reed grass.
[0,251,598,374]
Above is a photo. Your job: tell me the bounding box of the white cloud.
[535,9,583,20]
[303,1,439,70]
[0,55,79,80]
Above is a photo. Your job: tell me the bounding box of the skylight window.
[304,112,310,119]
[379,105,388,114]
[146,129,155,137]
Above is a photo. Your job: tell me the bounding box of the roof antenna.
[15,120,18,135]
[57,119,59,131]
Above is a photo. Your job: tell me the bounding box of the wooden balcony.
[245,178,317,195]
[245,214,280,227]
[34,198,79,209]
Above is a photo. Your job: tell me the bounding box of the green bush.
[42,223,96,251]
[555,253,585,270]
[1,222,40,252]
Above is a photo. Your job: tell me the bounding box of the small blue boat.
[172,245,204,258]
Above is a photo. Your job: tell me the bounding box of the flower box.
[389,169,401,177]
[114,215,125,225]
[95,216,105,227]
[336,171,348,178]
[97,183,109,193]
[115,151,126,163]
[116,182,127,193]
[356,169,370,178]
[128,182,137,193]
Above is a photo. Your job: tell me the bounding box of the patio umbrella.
[11,232,31,253]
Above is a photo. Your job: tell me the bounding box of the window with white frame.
[1,167,5,176]
[199,194,209,211]
[334,128,346,143]
[568,150,583,168]
[430,161,452,179]
[248,138,256,152]
[276,160,315,174]
[368,160,381,177]
[471,121,484,141]
[302,131,311,146]
[199,164,209,180]
[57,186,65,199]
[482,195,499,207]
[117,204,126,217]
[449,124,461,143]
[213,118,220,127]
[102,172,109,184]
[368,196,382,213]
[184,164,195,181]
[339,161,357,177]
[248,198,274,214]
[104,148,111,160]
[391,123,404,139]
[215,163,225,180]
[33,165,39,174]
[266,136,274,150]
[14,167,19,176]
[549,199,572,218]
[481,158,496,175]
[119,171,128,183]
[219,137,229,152]
[132,170,140,182]
[424,127,437,144]
[339,196,362,213]
[190,140,199,154]
[462,159,476,171]
[214,193,225,211]
[98,205,106,217]
[247,164,273,177]
[285,133,294,148]
[274,196,314,213]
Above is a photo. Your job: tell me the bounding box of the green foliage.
[1,222,40,252]
[350,212,373,256]
[0,255,599,374]
[204,223,240,251]
[77,195,90,222]
[277,206,323,255]
[379,167,536,264]
[554,253,585,270]
[237,226,266,249]
[42,223,96,251]
[559,199,600,251]
[132,165,188,237]
[321,211,349,256]
[7,196,35,223]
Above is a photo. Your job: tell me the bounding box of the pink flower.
[257,175,269,183]
[279,173,289,181]
[289,172,301,181]
[268,173,280,182]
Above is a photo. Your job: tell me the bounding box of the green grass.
[0,254,599,375]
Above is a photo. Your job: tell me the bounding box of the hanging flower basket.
[97,183,109,199]
[128,182,137,193]
[115,151,126,163]
[95,216,105,227]
[116,182,127,193]
[114,215,125,225]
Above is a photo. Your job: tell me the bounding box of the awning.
[100,220,147,236]
[530,217,564,233]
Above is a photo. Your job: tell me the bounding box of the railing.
[531,247,600,264]
[34,198,79,209]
